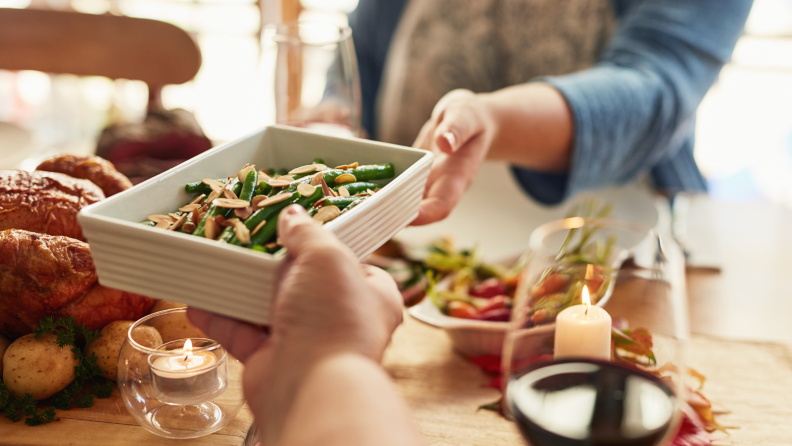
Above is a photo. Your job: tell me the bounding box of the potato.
[0,334,10,376]
[3,333,78,400]
[85,321,163,381]
[148,300,206,343]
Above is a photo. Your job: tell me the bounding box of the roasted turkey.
[36,154,133,197]
[0,229,154,338]
[0,170,105,241]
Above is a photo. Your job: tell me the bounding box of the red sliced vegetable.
[448,301,480,319]
[478,308,511,322]
[477,295,510,313]
[470,278,508,299]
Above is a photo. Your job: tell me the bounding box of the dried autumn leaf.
[612,327,656,365]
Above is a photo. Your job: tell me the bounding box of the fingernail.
[443,131,458,151]
[284,205,303,216]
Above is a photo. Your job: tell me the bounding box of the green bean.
[249,186,324,247]
[338,197,367,215]
[230,195,299,245]
[333,181,380,195]
[185,179,225,194]
[193,180,239,238]
[321,196,358,209]
[221,182,244,218]
[272,164,394,196]
[218,170,257,243]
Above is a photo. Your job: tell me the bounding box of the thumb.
[433,101,486,154]
[277,204,351,261]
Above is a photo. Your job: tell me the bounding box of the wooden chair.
[0,8,201,111]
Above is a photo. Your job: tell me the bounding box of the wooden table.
[383,198,792,445]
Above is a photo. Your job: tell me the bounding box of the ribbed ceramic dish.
[79,125,433,324]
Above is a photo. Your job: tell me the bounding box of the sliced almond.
[148,214,172,223]
[205,216,219,239]
[334,173,356,184]
[213,198,250,209]
[198,211,207,221]
[349,162,359,169]
[310,173,323,186]
[252,195,269,208]
[235,206,254,220]
[154,219,171,229]
[258,170,271,183]
[168,213,181,220]
[265,242,278,249]
[206,189,220,203]
[190,209,201,224]
[168,213,188,231]
[256,192,293,208]
[221,217,239,228]
[338,186,350,197]
[215,215,227,227]
[232,219,251,244]
[313,205,340,223]
[313,197,329,208]
[296,183,316,197]
[237,165,256,182]
[319,176,332,197]
[203,178,225,193]
[252,219,267,235]
[267,179,291,187]
[182,222,196,233]
[223,188,239,200]
[179,204,201,213]
[189,194,206,205]
[367,188,376,196]
[289,164,319,175]
[313,163,328,171]
[334,164,349,170]
[276,175,295,182]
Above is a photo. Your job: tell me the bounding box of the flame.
[585,264,594,280]
[183,339,193,353]
[582,285,591,308]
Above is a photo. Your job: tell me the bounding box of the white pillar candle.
[554,285,612,360]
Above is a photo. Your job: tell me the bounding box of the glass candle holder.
[118,308,246,439]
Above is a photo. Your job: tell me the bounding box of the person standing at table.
[349,0,753,224]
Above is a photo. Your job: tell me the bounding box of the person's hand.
[187,205,403,440]
[411,89,497,225]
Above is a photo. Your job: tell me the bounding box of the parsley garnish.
[1,317,114,426]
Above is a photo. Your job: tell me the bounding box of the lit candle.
[151,339,216,376]
[149,339,227,405]
[553,285,612,360]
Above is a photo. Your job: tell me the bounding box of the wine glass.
[503,217,689,446]
[260,21,362,138]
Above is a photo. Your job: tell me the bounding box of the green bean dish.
[142,160,395,253]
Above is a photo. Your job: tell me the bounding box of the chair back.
[0,8,200,89]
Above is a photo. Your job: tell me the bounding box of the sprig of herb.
[1,317,113,426]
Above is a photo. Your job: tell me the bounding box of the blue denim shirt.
[349,0,753,204]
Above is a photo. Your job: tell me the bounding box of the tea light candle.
[149,339,227,405]
[554,285,612,360]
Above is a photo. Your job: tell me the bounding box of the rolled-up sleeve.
[515,0,753,203]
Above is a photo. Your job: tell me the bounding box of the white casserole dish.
[79,125,433,324]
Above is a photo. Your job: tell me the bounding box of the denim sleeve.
[514,0,753,203]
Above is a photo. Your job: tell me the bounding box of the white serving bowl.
[79,125,433,325]
[408,209,660,357]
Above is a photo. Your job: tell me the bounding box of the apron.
[376,0,616,146]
